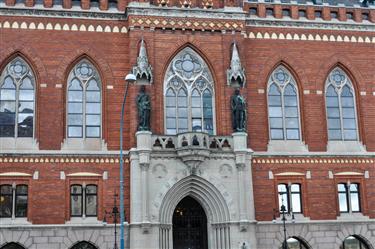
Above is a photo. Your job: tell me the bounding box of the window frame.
[67,178,101,220]
[267,65,302,141]
[337,181,361,214]
[66,59,102,139]
[324,67,359,141]
[163,47,216,135]
[277,182,303,214]
[15,184,28,218]
[0,56,36,139]
[0,181,29,219]
[342,235,370,249]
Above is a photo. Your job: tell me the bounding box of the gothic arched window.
[325,68,358,141]
[67,59,101,138]
[164,47,215,135]
[0,57,35,138]
[70,241,98,249]
[342,236,370,249]
[267,66,301,140]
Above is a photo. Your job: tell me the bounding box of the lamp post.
[280,204,288,249]
[120,73,136,249]
[104,192,120,249]
[273,202,295,249]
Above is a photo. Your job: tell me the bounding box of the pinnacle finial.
[227,42,246,88]
[132,39,153,85]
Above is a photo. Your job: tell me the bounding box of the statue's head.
[140,85,146,93]
[235,88,240,95]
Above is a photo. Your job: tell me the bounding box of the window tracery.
[67,59,101,138]
[267,65,300,140]
[164,48,214,135]
[0,57,35,138]
[325,67,358,141]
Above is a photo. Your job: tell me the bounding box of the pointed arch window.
[267,66,301,140]
[325,68,358,141]
[0,57,35,138]
[164,47,215,135]
[67,60,101,138]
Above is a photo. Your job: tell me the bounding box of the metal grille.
[173,196,208,249]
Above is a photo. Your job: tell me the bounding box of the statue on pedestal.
[231,88,246,132]
[137,86,151,131]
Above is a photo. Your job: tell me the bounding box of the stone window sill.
[267,140,309,153]
[66,217,102,224]
[327,141,366,153]
[337,212,369,221]
[61,138,107,151]
[274,213,310,222]
[0,138,39,151]
[0,218,31,225]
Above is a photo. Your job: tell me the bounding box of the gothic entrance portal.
[172,196,208,249]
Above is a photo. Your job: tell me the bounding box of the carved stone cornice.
[246,19,375,32]
[0,6,126,20]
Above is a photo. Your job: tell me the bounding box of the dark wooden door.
[173,196,208,249]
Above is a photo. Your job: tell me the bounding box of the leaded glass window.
[164,48,215,135]
[325,68,358,141]
[267,66,300,140]
[70,242,98,249]
[85,185,97,216]
[0,185,13,217]
[342,236,369,249]
[277,183,302,214]
[70,184,97,217]
[282,238,309,249]
[0,57,35,138]
[0,184,28,218]
[0,242,26,249]
[338,183,360,213]
[67,60,101,138]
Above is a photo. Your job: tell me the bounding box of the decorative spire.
[227,42,246,88]
[132,39,153,85]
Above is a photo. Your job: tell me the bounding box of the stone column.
[136,131,152,232]
[232,132,254,228]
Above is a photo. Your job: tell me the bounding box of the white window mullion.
[11,183,16,220]
[83,84,86,139]
[281,87,287,140]
[15,85,20,138]
[188,91,192,132]
[175,92,179,133]
[338,88,345,141]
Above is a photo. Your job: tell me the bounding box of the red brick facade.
[0,0,374,227]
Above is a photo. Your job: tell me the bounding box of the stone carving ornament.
[132,39,153,85]
[227,43,246,88]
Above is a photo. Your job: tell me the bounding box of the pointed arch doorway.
[172,196,208,249]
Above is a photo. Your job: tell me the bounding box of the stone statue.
[137,86,151,131]
[231,88,246,132]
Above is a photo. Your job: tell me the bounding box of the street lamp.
[103,192,120,249]
[120,73,136,249]
[273,201,295,249]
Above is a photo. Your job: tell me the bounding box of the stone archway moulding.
[159,175,230,224]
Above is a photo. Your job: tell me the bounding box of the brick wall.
[0,157,130,224]
[252,158,375,221]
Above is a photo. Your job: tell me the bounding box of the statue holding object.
[231,88,247,132]
[137,86,151,131]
